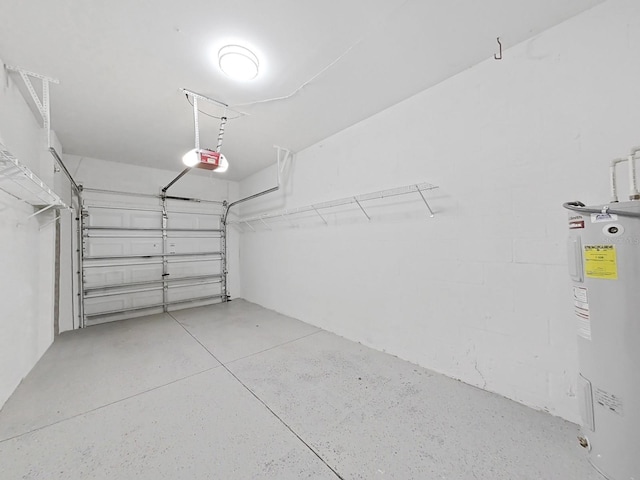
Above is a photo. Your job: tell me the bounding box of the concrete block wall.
[237,0,640,423]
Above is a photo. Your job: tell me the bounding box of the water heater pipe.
[629,147,640,200]
[609,157,628,203]
[563,201,640,218]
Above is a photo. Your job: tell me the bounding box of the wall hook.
[494,37,502,60]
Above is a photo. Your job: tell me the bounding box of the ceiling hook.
[494,37,503,60]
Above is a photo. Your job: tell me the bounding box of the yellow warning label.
[584,245,618,280]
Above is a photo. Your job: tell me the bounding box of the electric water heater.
[564,148,640,480]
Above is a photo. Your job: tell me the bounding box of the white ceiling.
[0,0,603,181]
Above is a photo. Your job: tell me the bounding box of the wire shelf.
[228,181,438,226]
[0,142,68,211]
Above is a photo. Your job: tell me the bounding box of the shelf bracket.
[259,217,272,230]
[26,202,57,220]
[5,65,59,149]
[243,220,256,232]
[274,145,293,184]
[312,206,328,225]
[415,185,435,217]
[39,212,60,230]
[281,212,295,227]
[353,197,371,220]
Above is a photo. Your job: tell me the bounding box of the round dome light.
[218,45,259,81]
[182,148,199,167]
[216,154,229,173]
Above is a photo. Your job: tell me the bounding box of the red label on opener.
[199,150,221,166]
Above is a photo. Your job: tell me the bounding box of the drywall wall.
[0,63,61,409]
[238,0,640,423]
[62,155,242,328]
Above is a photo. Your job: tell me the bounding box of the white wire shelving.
[228,181,439,229]
[0,142,68,218]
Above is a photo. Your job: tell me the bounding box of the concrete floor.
[0,300,599,480]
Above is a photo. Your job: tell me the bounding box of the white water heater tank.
[566,200,640,480]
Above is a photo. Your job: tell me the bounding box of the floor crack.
[168,312,346,480]
[0,367,217,444]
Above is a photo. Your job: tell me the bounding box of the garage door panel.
[84,268,127,288]
[84,289,164,314]
[87,210,162,229]
[129,264,164,282]
[86,212,124,227]
[84,264,163,288]
[167,214,220,230]
[130,212,163,229]
[86,238,163,257]
[167,283,222,303]
[167,237,218,255]
[167,259,221,278]
[167,258,222,274]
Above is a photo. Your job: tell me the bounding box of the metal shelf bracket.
[259,217,272,230]
[5,65,59,149]
[353,197,371,220]
[26,202,57,220]
[415,184,435,217]
[312,206,328,225]
[243,220,256,231]
[39,212,60,231]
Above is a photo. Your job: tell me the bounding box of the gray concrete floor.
[0,300,599,480]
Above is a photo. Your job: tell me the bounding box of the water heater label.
[573,286,591,340]
[569,219,585,229]
[594,388,624,416]
[568,215,585,229]
[584,245,618,280]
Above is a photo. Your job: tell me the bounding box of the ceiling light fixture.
[218,45,259,81]
[182,148,199,167]
[216,154,229,173]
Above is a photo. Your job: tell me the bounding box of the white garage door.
[80,188,225,326]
